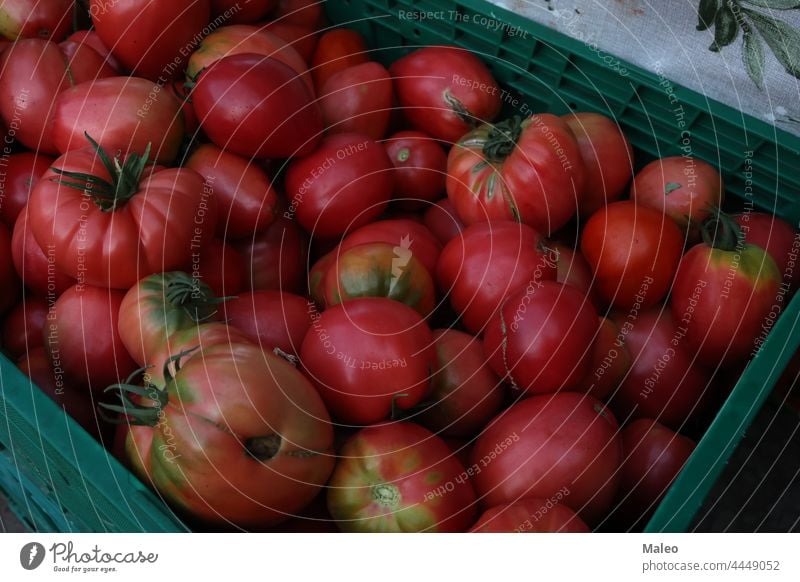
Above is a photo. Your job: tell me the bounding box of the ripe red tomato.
[483,281,598,395]
[29,143,216,290]
[327,422,477,532]
[424,199,465,245]
[447,114,585,235]
[470,392,622,523]
[0,220,20,315]
[630,156,724,231]
[578,316,632,401]
[310,29,369,92]
[319,62,393,140]
[383,131,447,210]
[608,309,710,429]
[269,0,324,27]
[54,76,184,164]
[616,419,696,524]
[299,297,436,425]
[186,144,279,239]
[551,242,599,305]
[735,211,799,289]
[114,341,335,528]
[212,0,276,23]
[563,112,633,218]
[0,0,72,41]
[194,53,322,160]
[581,201,683,310]
[0,152,54,227]
[671,213,781,363]
[436,221,557,334]
[192,238,245,297]
[65,30,121,71]
[261,21,318,63]
[2,295,48,359]
[390,46,502,143]
[235,214,308,293]
[417,329,504,437]
[11,207,74,298]
[91,0,211,81]
[47,284,137,392]
[470,499,591,533]
[223,290,312,357]
[285,133,393,238]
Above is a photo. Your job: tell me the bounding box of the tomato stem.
[371,484,400,508]
[701,208,743,252]
[482,116,523,164]
[98,367,166,427]
[164,272,232,323]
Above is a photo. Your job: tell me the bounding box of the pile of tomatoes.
[0,0,795,532]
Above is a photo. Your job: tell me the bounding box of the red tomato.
[46,284,137,392]
[310,29,369,93]
[630,156,724,231]
[563,112,634,218]
[483,281,598,395]
[193,238,245,297]
[418,329,504,437]
[617,419,696,523]
[735,211,799,289]
[0,220,20,315]
[578,317,632,401]
[424,198,465,245]
[390,46,502,143]
[447,114,585,235]
[186,144,279,239]
[262,21,318,63]
[90,0,211,81]
[470,499,591,533]
[53,76,184,164]
[223,290,312,357]
[285,133,393,238]
[581,201,684,310]
[299,297,436,425]
[28,143,216,290]
[0,0,72,41]
[11,207,74,298]
[235,214,308,293]
[319,62,393,140]
[327,422,477,532]
[269,0,324,27]
[0,38,116,153]
[436,221,557,334]
[170,80,200,135]
[212,0,276,23]
[339,218,442,278]
[671,213,780,363]
[0,152,54,227]
[470,392,622,523]
[2,295,48,359]
[608,309,710,429]
[65,30,122,71]
[383,131,447,210]
[551,242,598,305]
[194,53,322,160]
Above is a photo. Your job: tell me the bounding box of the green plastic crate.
[2,0,799,533]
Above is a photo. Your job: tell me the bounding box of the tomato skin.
[578,317,632,401]
[299,298,436,425]
[470,499,591,533]
[436,221,557,334]
[193,238,245,297]
[310,29,369,93]
[11,207,74,298]
[223,290,312,356]
[390,46,501,143]
[471,393,622,523]
[631,156,723,231]
[551,242,600,306]
[608,309,710,429]
[0,38,116,153]
[563,112,633,218]
[581,201,684,310]
[53,77,184,164]
[91,0,211,81]
[47,284,137,392]
[119,341,335,528]
[261,21,318,63]
[483,281,598,395]
[212,0,276,23]
[327,422,477,532]
[285,133,394,238]
[671,240,780,363]
[424,198,465,246]
[0,0,72,41]
[2,295,48,359]
[235,214,308,293]
[186,144,279,239]
[0,152,54,227]
[383,131,447,210]
[270,0,324,27]
[319,62,393,140]
[736,211,799,289]
[194,53,322,160]
[0,220,20,314]
[417,329,504,437]
[446,114,585,235]
[65,30,122,72]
